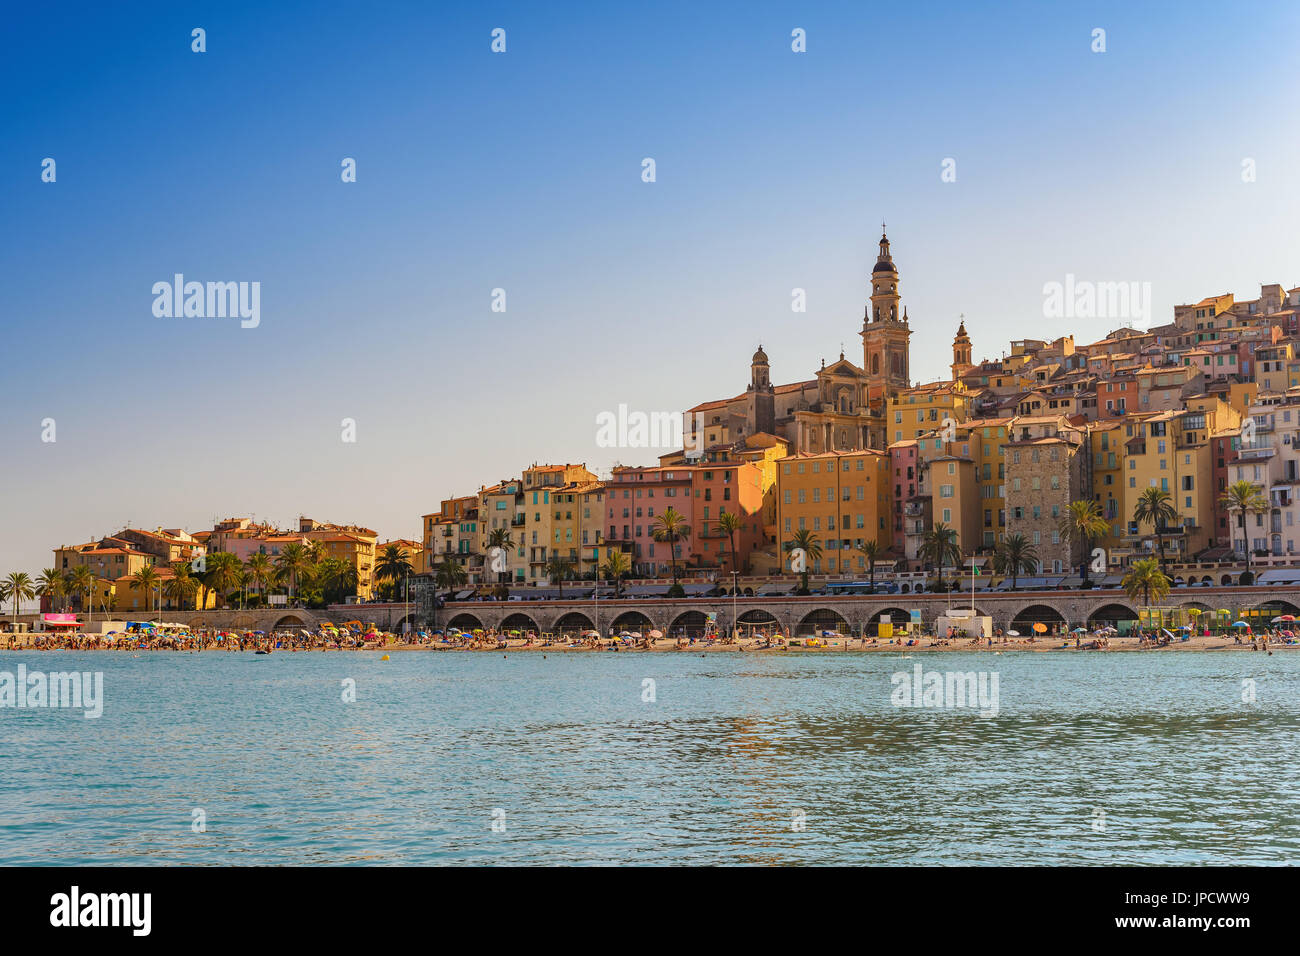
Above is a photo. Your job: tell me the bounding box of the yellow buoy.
[380,654,390,661]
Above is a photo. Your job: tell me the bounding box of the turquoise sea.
[0,651,1296,865]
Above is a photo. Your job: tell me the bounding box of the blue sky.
[3,0,1299,577]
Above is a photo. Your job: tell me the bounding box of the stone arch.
[1220,574,1234,586]
[500,612,541,635]
[867,606,911,623]
[446,612,484,631]
[272,614,309,630]
[797,607,850,635]
[1009,603,1068,635]
[737,608,778,625]
[669,610,709,638]
[1251,598,1300,615]
[1087,603,1138,627]
[394,613,418,633]
[554,612,594,635]
[611,611,653,633]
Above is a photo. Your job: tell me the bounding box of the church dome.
[873,260,896,273]
[752,345,769,364]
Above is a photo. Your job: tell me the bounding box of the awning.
[1256,569,1300,584]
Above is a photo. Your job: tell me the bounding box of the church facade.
[685,230,916,455]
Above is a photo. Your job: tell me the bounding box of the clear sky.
[3,0,1299,579]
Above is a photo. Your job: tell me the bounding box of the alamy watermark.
[891,664,999,717]
[1,665,103,719]
[1042,274,1151,330]
[596,405,705,454]
[152,274,260,328]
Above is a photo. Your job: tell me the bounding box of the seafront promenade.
[8,584,1300,641]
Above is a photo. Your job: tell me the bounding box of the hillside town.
[7,234,1300,626]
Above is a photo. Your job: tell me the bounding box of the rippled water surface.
[1,651,1297,865]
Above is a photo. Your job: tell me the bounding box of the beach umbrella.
[1032,622,1047,633]
[1072,626,1089,633]
[1007,630,1020,637]
[1233,621,1250,628]
[1281,614,1296,622]
[648,629,663,639]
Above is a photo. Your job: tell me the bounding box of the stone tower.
[860,228,912,395]
[951,318,973,381]
[745,344,775,436]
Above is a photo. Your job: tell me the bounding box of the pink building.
[606,465,695,577]
[889,440,918,555]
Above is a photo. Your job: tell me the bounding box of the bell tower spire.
[860,225,912,399]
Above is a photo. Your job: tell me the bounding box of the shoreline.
[5,635,1294,653]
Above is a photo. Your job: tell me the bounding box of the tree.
[165,562,198,610]
[1059,499,1112,586]
[3,571,36,622]
[1220,479,1270,578]
[715,511,743,575]
[244,552,273,604]
[131,565,161,616]
[275,543,311,600]
[1132,487,1177,572]
[856,539,882,591]
[993,533,1038,591]
[434,558,467,602]
[921,523,961,591]
[35,568,65,611]
[784,529,822,594]
[66,565,95,621]
[545,555,574,597]
[599,550,631,598]
[375,544,414,601]
[1123,557,1170,608]
[204,552,244,608]
[651,507,690,591]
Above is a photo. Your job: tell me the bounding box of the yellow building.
[521,464,597,584]
[776,450,893,575]
[886,382,972,446]
[1256,343,1295,393]
[1089,420,1125,556]
[930,417,1013,551]
[1114,410,1214,563]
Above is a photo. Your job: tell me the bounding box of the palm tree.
[1132,487,1177,573]
[651,507,690,590]
[599,549,631,598]
[204,552,244,608]
[784,528,823,594]
[1122,557,1170,608]
[545,555,574,597]
[1220,479,1271,581]
[714,511,743,574]
[66,565,94,622]
[165,562,197,610]
[856,539,883,591]
[131,565,160,616]
[434,558,467,602]
[375,544,414,601]
[35,568,65,611]
[1059,499,1112,586]
[244,552,273,604]
[275,543,311,600]
[3,571,36,622]
[993,533,1038,591]
[921,523,961,591]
